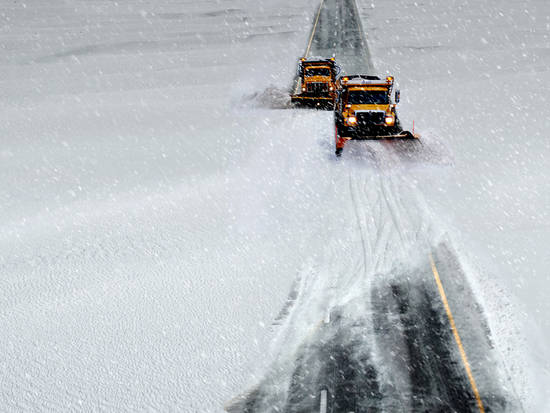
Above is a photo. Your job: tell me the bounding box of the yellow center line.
[294,0,325,95]
[429,254,486,413]
[304,0,325,58]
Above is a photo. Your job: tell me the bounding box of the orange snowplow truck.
[334,75,419,156]
[291,57,340,109]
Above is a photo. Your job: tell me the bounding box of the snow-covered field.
[1,1,321,410]
[1,0,549,411]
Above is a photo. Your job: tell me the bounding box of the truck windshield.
[347,90,389,104]
[305,67,331,77]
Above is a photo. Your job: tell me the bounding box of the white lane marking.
[319,389,328,413]
[324,309,331,324]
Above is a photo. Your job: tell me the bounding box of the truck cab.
[334,75,416,156]
[291,58,340,109]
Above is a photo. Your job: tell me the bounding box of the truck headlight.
[385,115,395,126]
[302,86,306,91]
[346,116,357,126]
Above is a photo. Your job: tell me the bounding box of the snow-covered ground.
[1,0,549,411]
[1,0,320,410]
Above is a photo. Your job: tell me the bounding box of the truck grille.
[307,82,329,94]
[356,111,385,126]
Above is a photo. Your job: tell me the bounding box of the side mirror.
[395,90,401,103]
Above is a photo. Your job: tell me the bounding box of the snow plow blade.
[352,130,420,140]
[290,94,334,109]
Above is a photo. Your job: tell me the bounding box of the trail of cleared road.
[229,0,521,412]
